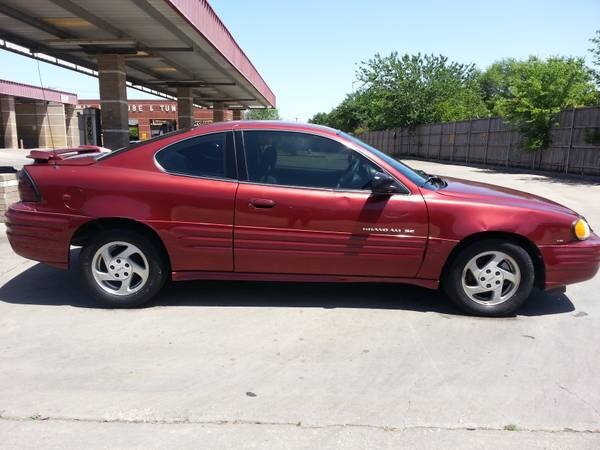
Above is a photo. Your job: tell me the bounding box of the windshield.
[340,132,430,186]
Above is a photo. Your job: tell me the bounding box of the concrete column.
[212,102,225,122]
[232,110,243,121]
[65,105,80,147]
[38,102,67,148]
[14,101,66,149]
[97,54,129,149]
[177,87,194,129]
[0,95,18,149]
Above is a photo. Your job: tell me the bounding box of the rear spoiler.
[27,145,109,163]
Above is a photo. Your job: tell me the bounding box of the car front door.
[233,130,428,278]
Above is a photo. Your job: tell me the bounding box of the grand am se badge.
[362,227,415,234]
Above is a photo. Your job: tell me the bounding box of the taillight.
[17,169,40,203]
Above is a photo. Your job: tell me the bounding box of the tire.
[79,229,168,308]
[442,239,535,316]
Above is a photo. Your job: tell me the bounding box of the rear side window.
[155,133,229,179]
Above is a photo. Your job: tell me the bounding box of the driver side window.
[242,130,380,190]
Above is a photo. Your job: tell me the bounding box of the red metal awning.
[0,79,78,105]
[0,0,275,109]
[166,0,275,107]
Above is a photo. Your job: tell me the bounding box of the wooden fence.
[358,106,600,176]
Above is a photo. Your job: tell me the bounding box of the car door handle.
[249,198,276,209]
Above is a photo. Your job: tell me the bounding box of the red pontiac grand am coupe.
[6,121,600,316]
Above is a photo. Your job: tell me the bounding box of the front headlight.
[573,218,591,241]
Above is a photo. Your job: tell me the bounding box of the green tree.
[245,108,281,120]
[355,52,489,130]
[492,56,596,150]
[310,52,489,133]
[308,111,331,126]
[590,30,600,86]
[477,59,516,111]
[310,92,364,131]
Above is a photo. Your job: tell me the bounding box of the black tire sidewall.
[79,229,168,308]
[443,239,535,316]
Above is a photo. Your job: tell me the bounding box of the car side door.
[233,130,428,278]
[152,131,238,272]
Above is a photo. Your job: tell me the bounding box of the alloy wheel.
[461,250,521,306]
[91,241,150,296]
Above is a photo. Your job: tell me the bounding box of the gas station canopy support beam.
[97,54,129,149]
[203,99,256,103]
[43,39,138,47]
[177,87,194,129]
[212,102,225,123]
[146,80,236,88]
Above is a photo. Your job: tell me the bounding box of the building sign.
[128,103,177,113]
[78,103,177,113]
[77,99,229,142]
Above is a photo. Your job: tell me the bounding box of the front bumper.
[5,203,81,269]
[540,233,600,290]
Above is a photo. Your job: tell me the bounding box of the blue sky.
[1,0,598,121]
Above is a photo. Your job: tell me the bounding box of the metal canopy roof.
[0,0,275,110]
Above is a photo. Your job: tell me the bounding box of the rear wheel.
[79,229,168,308]
[442,239,535,316]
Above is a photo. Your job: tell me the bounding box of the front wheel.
[79,229,168,308]
[442,239,535,316]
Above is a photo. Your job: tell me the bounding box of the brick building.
[78,100,233,141]
[0,79,79,149]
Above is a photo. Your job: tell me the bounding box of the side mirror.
[370,172,403,195]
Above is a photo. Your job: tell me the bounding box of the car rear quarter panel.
[9,127,238,272]
[65,165,236,272]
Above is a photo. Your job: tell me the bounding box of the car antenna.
[36,59,56,149]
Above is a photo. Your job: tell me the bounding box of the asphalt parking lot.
[1,159,600,449]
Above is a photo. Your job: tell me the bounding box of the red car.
[6,121,600,315]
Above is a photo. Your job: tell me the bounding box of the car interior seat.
[260,146,278,184]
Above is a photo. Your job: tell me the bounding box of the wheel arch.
[441,231,545,290]
[70,217,171,271]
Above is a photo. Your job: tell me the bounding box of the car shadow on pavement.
[0,261,575,317]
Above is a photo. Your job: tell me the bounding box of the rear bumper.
[540,234,600,290]
[5,203,83,269]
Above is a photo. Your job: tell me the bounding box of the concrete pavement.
[0,160,599,448]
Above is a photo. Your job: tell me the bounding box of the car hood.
[434,177,577,216]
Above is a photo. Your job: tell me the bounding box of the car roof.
[190,120,342,137]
